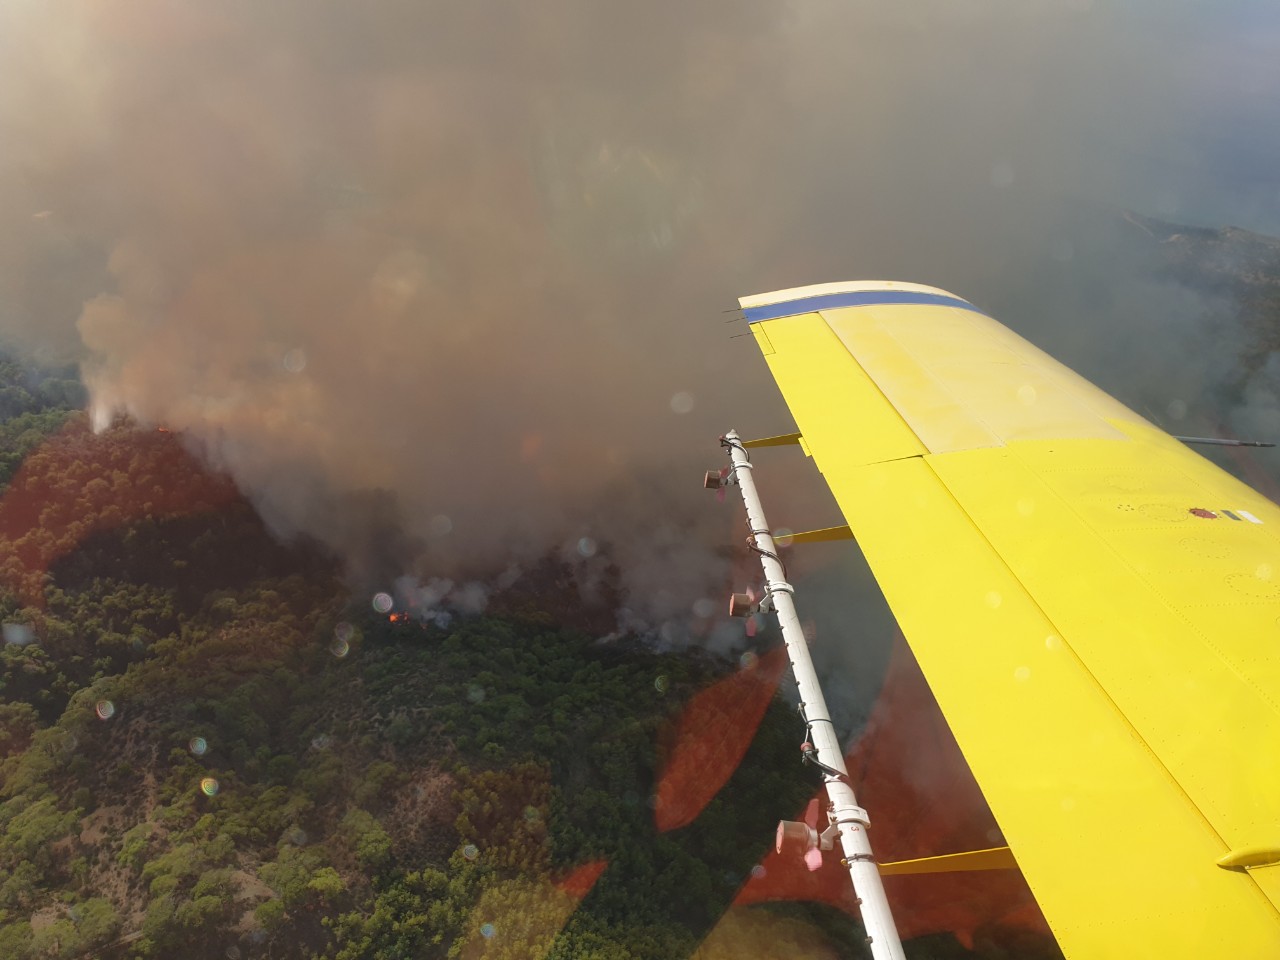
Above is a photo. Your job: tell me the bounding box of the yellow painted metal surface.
[741,432,803,448]
[1221,847,1280,871]
[879,846,1018,876]
[743,288,1280,959]
[780,525,854,545]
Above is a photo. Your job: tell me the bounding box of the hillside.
[10,201,1280,960]
[0,371,887,959]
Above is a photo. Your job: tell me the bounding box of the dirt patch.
[79,804,128,846]
[230,867,273,903]
[29,905,61,932]
[385,767,458,863]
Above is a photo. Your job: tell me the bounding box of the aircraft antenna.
[707,429,906,960]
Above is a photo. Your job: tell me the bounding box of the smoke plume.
[2,0,1279,640]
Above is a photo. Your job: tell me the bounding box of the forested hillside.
[12,199,1280,957]
[0,352,955,959]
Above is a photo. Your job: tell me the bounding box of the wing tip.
[738,280,968,310]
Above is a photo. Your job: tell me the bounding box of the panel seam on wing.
[1007,438,1280,723]
[821,306,1008,453]
[916,452,1258,887]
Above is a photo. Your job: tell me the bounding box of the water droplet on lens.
[990,161,1015,187]
[2,623,33,646]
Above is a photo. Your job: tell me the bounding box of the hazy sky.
[2,0,1278,631]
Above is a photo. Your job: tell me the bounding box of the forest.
[0,351,1059,960]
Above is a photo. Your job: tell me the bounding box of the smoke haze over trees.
[4,3,1280,957]
[3,1,1280,613]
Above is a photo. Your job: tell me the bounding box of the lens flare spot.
[429,514,453,536]
[1017,497,1035,517]
[1045,634,1061,650]
[201,777,220,797]
[1060,796,1076,812]
[985,590,1003,609]
[2,623,34,646]
[334,622,354,642]
[1257,563,1274,581]
[372,592,394,613]
[189,737,208,756]
[463,844,480,861]
[467,684,486,703]
[739,651,759,670]
[751,864,767,879]
[577,537,597,557]
[1014,666,1031,682]
[669,391,694,414]
[654,675,669,693]
[330,637,350,658]
[226,947,242,960]
[520,433,544,461]
[282,348,307,373]
[1016,384,1037,406]
[480,923,496,939]
[95,700,115,720]
[523,806,541,822]
[691,597,716,619]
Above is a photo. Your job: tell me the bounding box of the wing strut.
[710,430,906,960]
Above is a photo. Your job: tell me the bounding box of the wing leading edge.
[740,281,1280,959]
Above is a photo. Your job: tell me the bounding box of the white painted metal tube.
[722,430,906,960]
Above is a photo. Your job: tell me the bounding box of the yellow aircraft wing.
[739,281,1280,959]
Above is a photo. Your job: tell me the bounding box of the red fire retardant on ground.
[0,421,238,607]
[653,646,790,833]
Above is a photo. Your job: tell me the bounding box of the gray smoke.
[2,0,1278,638]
